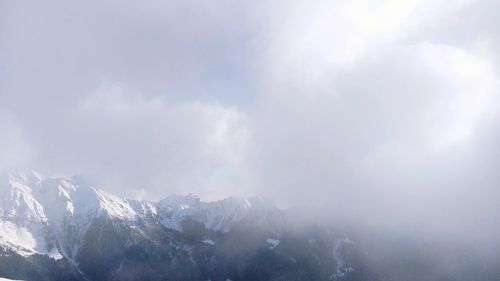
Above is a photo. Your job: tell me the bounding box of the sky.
[1,0,500,243]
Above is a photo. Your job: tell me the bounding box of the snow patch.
[266,238,280,249]
[202,239,215,245]
[0,221,37,255]
[330,238,355,280]
[0,172,280,266]
[48,246,64,260]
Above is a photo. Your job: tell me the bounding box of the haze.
[1,0,499,249]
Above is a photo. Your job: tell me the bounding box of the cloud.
[0,109,35,171]
[250,41,500,198]
[1,0,500,244]
[244,0,500,241]
[48,80,249,200]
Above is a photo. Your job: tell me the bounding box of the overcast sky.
[1,0,500,242]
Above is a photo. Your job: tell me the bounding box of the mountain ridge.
[1,172,353,281]
[0,171,280,257]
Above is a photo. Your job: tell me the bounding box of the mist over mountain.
[0,172,498,281]
[2,0,500,280]
[0,172,346,281]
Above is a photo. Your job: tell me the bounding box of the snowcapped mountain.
[0,172,56,258]
[0,172,276,255]
[3,172,490,281]
[0,172,354,281]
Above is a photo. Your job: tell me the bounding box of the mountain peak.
[3,170,43,185]
[0,173,357,281]
[158,193,201,209]
[0,172,282,259]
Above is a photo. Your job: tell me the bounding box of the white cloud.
[249,27,500,232]
[74,80,249,200]
[1,0,500,242]
[0,109,34,171]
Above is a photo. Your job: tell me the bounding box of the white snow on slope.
[0,172,131,259]
[266,238,280,249]
[0,172,279,261]
[0,277,26,281]
[202,239,215,245]
[0,221,36,255]
[330,238,355,280]
[157,195,268,232]
[93,189,137,220]
[0,172,47,224]
[0,172,63,259]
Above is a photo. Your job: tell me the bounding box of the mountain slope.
[0,172,354,281]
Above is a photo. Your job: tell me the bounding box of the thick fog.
[1,0,500,249]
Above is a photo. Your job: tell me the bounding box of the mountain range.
[0,172,356,281]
